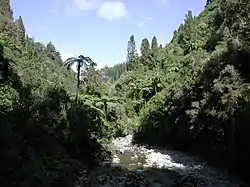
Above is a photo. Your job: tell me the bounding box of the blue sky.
[11,0,205,69]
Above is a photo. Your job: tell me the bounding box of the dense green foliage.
[93,0,250,181]
[0,1,133,186]
[2,0,250,185]
[114,0,250,180]
[100,62,126,82]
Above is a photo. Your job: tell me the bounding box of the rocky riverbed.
[109,134,245,187]
[75,134,246,187]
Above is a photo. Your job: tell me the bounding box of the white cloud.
[63,0,102,15]
[63,0,128,21]
[98,1,128,21]
[147,16,153,20]
[74,0,101,11]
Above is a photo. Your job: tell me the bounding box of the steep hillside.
[100,63,127,82]
[0,1,132,186]
[111,0,250,180]
[0,2,76,96]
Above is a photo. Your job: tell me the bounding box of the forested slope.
[109,0,250,180]
[0,1,135,186]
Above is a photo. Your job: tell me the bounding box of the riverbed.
[109,134,243,187]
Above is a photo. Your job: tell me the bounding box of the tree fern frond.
[63,54,97,104]
[65,58,79,68]
[83,56,97,67]
[65,57,78,62]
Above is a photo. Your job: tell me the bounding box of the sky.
[10,0,206,69]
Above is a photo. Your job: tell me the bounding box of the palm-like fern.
[64,55,96,103]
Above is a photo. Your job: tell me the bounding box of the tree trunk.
[75,62,81,104]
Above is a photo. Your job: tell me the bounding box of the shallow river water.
[109,134,244,187]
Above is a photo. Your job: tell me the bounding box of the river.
[109,134,244,187]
